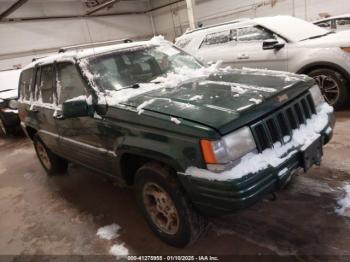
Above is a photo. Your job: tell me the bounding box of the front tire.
[33,135,68,175]
[135,162,208,247]
[308,68,349,109]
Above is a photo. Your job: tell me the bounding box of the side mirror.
[262,39,285,50]
[62,97,92,119]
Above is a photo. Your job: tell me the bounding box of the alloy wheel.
[143,182,180,235]
[313,74,340,105]
[36,142,51,170]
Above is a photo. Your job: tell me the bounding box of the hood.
[0,89,17,100]
[116,69,313,135]
[0,69,21,100]
[298,30,350,48]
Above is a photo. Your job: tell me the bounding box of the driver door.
[229,26,288,71]
[54,62,112,174]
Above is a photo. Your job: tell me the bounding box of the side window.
[57,63,87,104]
[337,18,350,27]
[200,30,232,48]
[237,26,275,42]
[40,65,54,104]
[19,68,33,101]
[316,20,331,29]
[175,38,192,49]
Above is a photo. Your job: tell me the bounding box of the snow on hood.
[0,69,21,92]
[185,103,334,181]
[255,16,328,42]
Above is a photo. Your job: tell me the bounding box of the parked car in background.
[0,69,21,136]
[175,15,350,109]
[314,14,350,32]
[18,38,334,247]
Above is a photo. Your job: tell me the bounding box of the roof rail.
[32,56,47,62]
[58,38,133,53]
[184,18,250,35]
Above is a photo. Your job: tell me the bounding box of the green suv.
[18,38,335,247]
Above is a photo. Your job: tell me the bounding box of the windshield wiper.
[301,31,334,41]
[116,83,140,91]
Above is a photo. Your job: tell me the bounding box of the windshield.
[255,16,329,42]
[87,45,203,91]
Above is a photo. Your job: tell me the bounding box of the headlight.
[201,126,256,165]
[8,99,18,109]
[309,85,324,110]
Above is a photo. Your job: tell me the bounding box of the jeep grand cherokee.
[18,37,335,247]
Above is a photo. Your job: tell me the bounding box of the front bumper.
[179,112,335,216]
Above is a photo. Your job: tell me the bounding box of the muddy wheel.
[33,135,68,175]
[308,68,349,109]
[135,162,208,247]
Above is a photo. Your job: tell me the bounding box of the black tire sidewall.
[135,166,193,247]
[308,68,348,109]
[33,135,53,174]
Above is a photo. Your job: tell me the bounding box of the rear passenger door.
[31,64,60,151]
[54,62,112,174]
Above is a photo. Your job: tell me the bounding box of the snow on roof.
[0,69,22,91]
[255,15,328,42]
[22,39,159,70]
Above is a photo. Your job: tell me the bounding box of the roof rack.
[32,56,47,62]
[184,18,250,35]
[58,38,133,53]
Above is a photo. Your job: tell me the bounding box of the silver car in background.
[176,16,350,109]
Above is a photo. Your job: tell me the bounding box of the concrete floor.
[1,111,350,260]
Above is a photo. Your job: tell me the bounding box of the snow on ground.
[185,103,333,181]
[109,243,129,257]
[336,185,350,217]
[96,224,121,240]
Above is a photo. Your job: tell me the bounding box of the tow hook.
[267,192,277,201]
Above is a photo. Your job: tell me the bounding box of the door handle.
[53,112,64,120]
[237,54,250,60]
[26,107,39,113]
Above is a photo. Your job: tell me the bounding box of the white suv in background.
[176,16,350,109]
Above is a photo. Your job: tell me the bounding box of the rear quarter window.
[19,68,34,101]
[175,38,192,49]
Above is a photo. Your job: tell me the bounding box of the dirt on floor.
[0,111,350,262]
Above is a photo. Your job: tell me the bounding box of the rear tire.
[308,68,349,109]
[33,135,68,175]
[135,162,208,247]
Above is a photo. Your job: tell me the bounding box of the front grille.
[250,92,316,152]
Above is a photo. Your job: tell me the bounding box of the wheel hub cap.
[313,74,340,105]
[143,182,179,235]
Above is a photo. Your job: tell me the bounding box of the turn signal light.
[341,47,350,53]
[200,140,218,164]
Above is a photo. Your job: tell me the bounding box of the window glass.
[19,68,33,100]
[337,18,350,26]
[200,30,232,48]
[237,26,275,41]
[316,20,331,29]
[175,38,192,49]
[39,65,54,103]
[88,46,202,91]
[57,63,87,104]
[33,67,41,101]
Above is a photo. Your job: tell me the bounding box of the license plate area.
[302,137,323,172]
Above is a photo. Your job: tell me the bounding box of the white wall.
[150,0,350,41]
[0,0,153,70]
